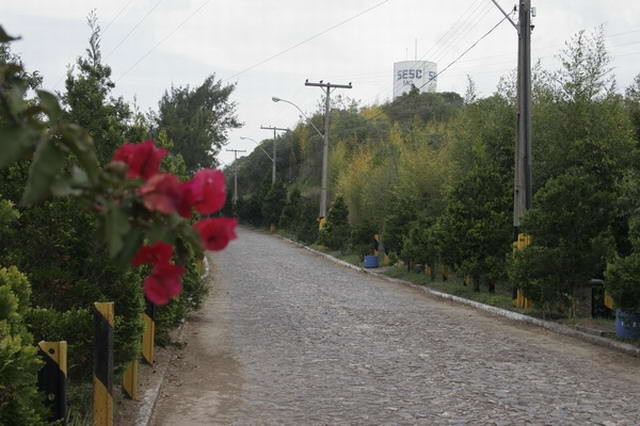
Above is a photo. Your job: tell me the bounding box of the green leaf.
[0,26,19,42]
[0,127,38,168]
[114,227,145,266]
[20,139,65,206]
[36,90,63,122]
[104,205,132,258]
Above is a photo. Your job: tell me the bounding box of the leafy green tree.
[63,11,137,165]
[279,188,301,229]
[512,170,616,315]
[157,75,241,172]
[318,196,350,250]
[438,152,511,292]
[262,182,287,227]
[625,73,640,142]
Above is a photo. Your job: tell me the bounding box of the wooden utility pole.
[304,80,352,218]
[226,149,246,208]
[260,125,288,185]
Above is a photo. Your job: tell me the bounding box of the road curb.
[280,235,640,359]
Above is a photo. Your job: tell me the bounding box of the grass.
[383,267,517,312]
[274,228,640,347]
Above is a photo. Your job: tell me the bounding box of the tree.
[262,182,287,228]
[157,75,241,172]
[63,11,137,165]
[318,196,350,250]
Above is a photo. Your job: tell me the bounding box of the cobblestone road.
[152,228,640,425]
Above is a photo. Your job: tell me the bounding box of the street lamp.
[272,96,328,217]
[240,136,275,185]
[240,136,274,162]
[272,97,323,139]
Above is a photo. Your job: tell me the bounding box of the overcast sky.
[4,1,640,167]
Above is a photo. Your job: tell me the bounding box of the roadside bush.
[0,266,47,425]
[318,196,350,250]
[350,221,377,257]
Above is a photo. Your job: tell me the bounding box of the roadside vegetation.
[234,27,640,336]
[0,14,238,424]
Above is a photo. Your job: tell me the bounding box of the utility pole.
[260,125,288,185]
[514,0,533,231]
[226,148,246,209]
[304,79,352,219]
[491,0,533,306]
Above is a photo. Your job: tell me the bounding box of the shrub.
[0,266,47,425]
[318,196,350,250]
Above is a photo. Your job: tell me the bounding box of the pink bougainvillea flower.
[194,218,238,251]
[137,173,191,217]
[132,241,174,266]
[143,263,186,305]
[112,140,168,181]
[184,169,226,215]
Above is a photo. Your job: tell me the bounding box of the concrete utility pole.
[304,79,352,218]
[490,0,533,229]
[514,0,533,231]
[226,148,246,208]
[260,126,288,185]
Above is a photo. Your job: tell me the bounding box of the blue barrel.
[364,255,378,268]
[615,310,640,339]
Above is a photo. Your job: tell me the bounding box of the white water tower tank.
[393,60,437,99]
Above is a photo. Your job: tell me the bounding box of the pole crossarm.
[260,126,289,185]
[489,0,518,31]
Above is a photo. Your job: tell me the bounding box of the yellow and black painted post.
[93,302,114,426]
[442,264,449,281]
[513,233,533,309]
[37,341,67,424]
[122,359,139,400]
[142,299,155,365]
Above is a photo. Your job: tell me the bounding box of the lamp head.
[272,97,281,102]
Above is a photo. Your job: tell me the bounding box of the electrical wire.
[221,0,393,83]
[104,0,164,60]
[115,0,213,83]
[101,0,136,38]
[364,13,511,122]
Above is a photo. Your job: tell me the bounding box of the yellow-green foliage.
[334,120,452,226]
[0,266,46,425]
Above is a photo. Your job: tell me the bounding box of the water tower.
[393,60,437,99]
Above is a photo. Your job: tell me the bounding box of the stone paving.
[157,227,640,425]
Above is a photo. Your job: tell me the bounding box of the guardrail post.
[93,302,114,426]
[142,299,155,365]
[37,341,67,424]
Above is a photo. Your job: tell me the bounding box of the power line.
[101,0,136,37]
[221,0,393,83]
[365,14,511,123]
[104,0,164,60]
[116,0,213,83]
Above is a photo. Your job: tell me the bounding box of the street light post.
[273,84,353,220]
[260,126,288,185]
